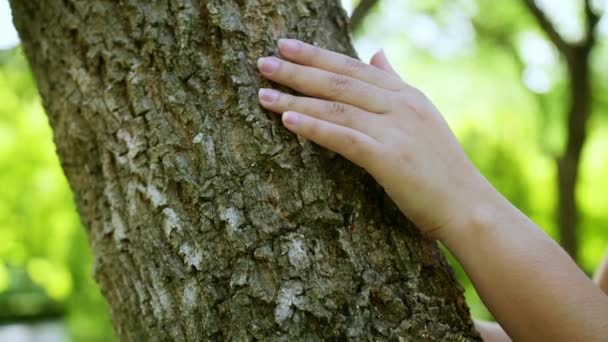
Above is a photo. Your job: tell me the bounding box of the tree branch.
[521,0,573,59]
[349,0,379,33]
[583,0,601,47]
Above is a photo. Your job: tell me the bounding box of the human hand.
[257,39,492,240]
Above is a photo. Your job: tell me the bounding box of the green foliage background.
[0,48,113,340]
[1,0,607,340]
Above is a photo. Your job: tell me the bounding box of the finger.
[278,38,403,91]
[370,49,400,78]
[258,88,378,136]
[281,111,381,169]
[258,57,391,113]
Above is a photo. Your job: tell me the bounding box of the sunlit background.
[1,0,607,340]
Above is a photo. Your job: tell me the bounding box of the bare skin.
[256,39,608,341]
[476,250,608,341]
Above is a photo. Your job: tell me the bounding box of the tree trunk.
[10,0,479,340]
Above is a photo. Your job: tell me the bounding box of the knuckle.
[329,101,347,115]
[327,102,356,129]
[328,75,350,97]
[343,58,365,75]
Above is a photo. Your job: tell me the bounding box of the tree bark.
[10,0,478,340]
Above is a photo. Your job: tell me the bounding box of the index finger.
[278,39,404,91]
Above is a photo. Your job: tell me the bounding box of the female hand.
[257,39,491,240]
[256,40,608,342]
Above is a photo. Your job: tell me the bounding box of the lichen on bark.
[10,0,480,340]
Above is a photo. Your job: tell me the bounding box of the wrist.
[434,176,507,248]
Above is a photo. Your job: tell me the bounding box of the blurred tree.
[521,0,600,263]
[474,0,602,261]
[9,0,479,340]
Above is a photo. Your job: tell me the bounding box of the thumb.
[370,49,400,78]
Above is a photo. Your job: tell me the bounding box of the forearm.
[440,178,608,341]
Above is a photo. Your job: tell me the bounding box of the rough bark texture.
[10,0,479,340]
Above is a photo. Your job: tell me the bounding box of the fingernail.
[282,112,299,126]
[257,57,280,74]
[278,38,300,55]
[258,88,279,103]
